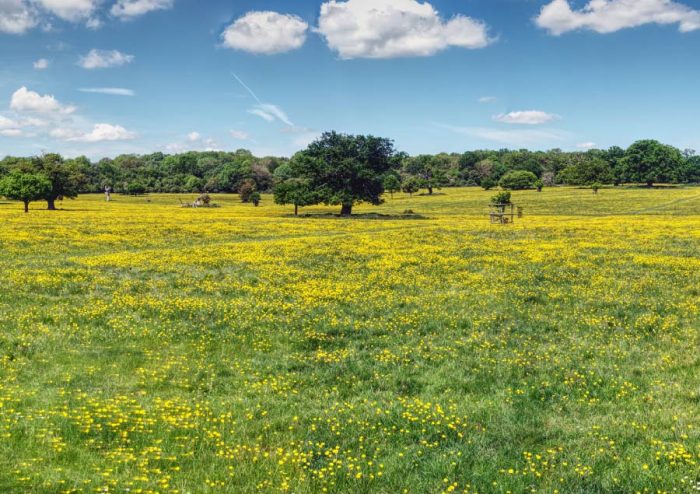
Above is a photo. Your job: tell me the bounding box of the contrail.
[232,72,263,106]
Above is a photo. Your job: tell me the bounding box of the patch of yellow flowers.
[1,188,699,492]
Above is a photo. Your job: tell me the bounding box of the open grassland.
[1,187,700,493]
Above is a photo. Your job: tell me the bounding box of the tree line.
[1,135,698,213]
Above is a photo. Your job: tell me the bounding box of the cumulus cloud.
[317,0,491,59]
[0,0,37,34]
[52,123,137,142]
[111,0,173,19]
[10,86,76,114]
[493,110,560,125]
[577,141,597,149]
[222,11,308,54]
[78,49,134,69]
[229,129,250,140]
[536,0,700,35]
[79,87,135,96]
[37,0,98,22]
[33,58,49,69]
[187,131,201,142]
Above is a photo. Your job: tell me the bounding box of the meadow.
[1,186,700,493]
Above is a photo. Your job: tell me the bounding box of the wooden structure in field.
[489,203,523,224]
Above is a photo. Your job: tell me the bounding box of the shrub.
[491,191,511,205]
[499,170,537,190]
[239,179,256,203]
[402,177,420,196]
[251,191,261,206]
[534,179,544,192]
[126,181,147,195]
[481,177,496,190]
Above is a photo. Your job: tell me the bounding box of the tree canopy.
[0,170,51,213]
[279,132,398,215]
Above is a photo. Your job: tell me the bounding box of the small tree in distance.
[273,178,317,216]
[0,170,51,213]
[383,174,401,198]
[402,177,420,196]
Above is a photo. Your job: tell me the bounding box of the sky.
[1,0,700,159]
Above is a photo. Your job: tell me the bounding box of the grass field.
[1,187,700,493]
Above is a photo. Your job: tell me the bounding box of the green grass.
[1,187,699,493]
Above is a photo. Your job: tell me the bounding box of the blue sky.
[1,0,700,158]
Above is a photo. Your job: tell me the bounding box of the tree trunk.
[294,204,298,216]
[47,197,56,210]
[428,185,433,195]
[24,200,29,213]
[340,203,352,216]
[646,181,653,187]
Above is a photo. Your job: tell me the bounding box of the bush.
[491,191,511,205]
[126,181,147,195]
[534,179,544,192]
[251,191,261,206]
[239,179,256,203]
[499,171,537,190]
[481,177,496,190]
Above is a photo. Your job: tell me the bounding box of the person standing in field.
[105,185,112,202]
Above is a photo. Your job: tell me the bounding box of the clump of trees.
[2,136,699,214]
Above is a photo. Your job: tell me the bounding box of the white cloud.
[229,129,250,140]
[85,16,101,29]
[439,123,568,147]
[111,0,173,19]
[577,141,597,149]
[536,0,700,35]
[33,58,49,69]
[187,131,201,142]
[0,0,37,34]
[0,115,18,129]
[478,96,497,104]
[248,104,293,126]
[493,110,560,125]
[222,11,308,54]
[52,123,137,142]
[1,128,24,137]
[317,0,491,59]
[10,86,76,114]
[248,108,275,122]
[78,49,134,69]
[37,0,98,22]
[79,87,135,96]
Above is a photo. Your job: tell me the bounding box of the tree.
[383,174,401,198]
[286,131,397,216]
[557,157,614,185]
[402,176,420,196]
[239,179,256,203]
[250,191,261,206]
[32,154,84,210]
[126,181,147,195]
[622,140,684,186]
[534,179,544,192]
[0,170,51,213]
[273,178,317,216]
[403,154,448,195]
[499,170,537,190]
